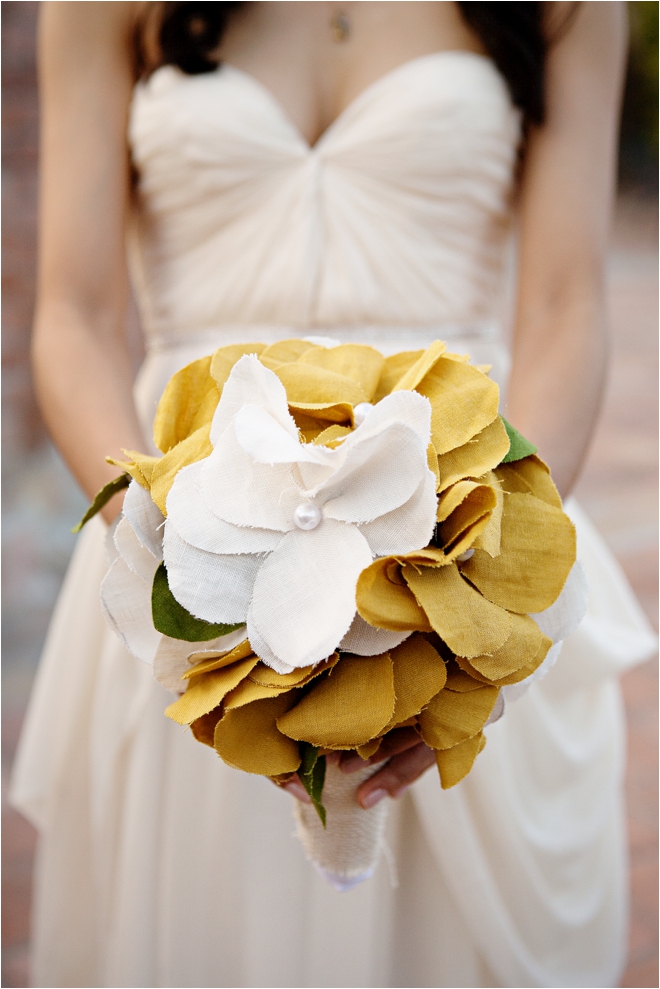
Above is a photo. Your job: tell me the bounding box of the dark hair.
[154,2,549,128]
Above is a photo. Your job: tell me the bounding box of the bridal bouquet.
[80,337,587,889]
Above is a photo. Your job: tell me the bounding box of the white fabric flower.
[164,355,437,673]
[101,481,247,693]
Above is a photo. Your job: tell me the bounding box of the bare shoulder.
[545,2,627,77]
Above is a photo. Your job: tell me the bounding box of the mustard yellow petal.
[455,632,551,686]
[150,425,213,514]
[373,350,424,402]
[277,653,395,749]
[436,416,510,492]
[275,364,367,406]
[214,694,301,775]
[467,613,548,680]
[418,684,499,750]
[183,640,254,680]
[298,344,385,401]
[392,340,447,393]
[289,401,354,424]
[165,656,258,725]
[190,708,223,747]
[356,739,382,759]
[438,483,497,553]
[259,339,319,367]
[472,470,503,557]
[444,663,487,692]
[403,562,513,658]
[495,455,562,509]
[459,492,576,613]
[210,343,267,387]
[313,424,353,447]
[415,357,500,455]
[153,356,220,454]
[436,480,482,523]
[249,654,338,688]
[107,452,161,490]
[223,679,290,710]
[356,558,433,632]
[435,732,486,789]
[440,517,492,565]
[423,443,439,492]
[385,634,447,728]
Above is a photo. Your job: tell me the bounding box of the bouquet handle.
[292,760,389,891]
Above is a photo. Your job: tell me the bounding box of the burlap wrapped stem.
[95,338,579,889]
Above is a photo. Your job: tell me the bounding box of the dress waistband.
[147,321,503,355]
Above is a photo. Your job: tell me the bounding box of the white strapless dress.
[11,53,656,989]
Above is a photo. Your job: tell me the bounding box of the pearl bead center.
[294,502,323,531]
[353,402,373,426]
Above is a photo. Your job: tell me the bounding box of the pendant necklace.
[330,8,350,43]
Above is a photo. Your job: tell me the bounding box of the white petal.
[186,628,250,665]
[244,620,296,675]
[105,516,120,567]
[339,614,412,656]
[210,354,298,445]
[357,470,438,556]
[342,390,432,450]
[123,480,164,559]
[320,425,427,523]
[234,404,334,467]
[152,628,248,694]
[530,560,589,642]
[114,516,161,583]
[201,425,300,531]
[163,525,260,624]
[101,556,161,665]
[248,519,373,669]
[152,636,194,694]
[502,641,563,703]
[167,460,283,554]
[484,691,505,726]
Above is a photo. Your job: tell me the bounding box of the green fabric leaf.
[151,563,244,642]
[499,417,538,463]
[72,473,131,533]
[298,743,327,827]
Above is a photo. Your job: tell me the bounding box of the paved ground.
[2,4,657,986]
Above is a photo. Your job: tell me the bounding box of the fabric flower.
[163,355,437,673]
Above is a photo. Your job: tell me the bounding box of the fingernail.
[361,788,388,809]
[283,781,312,804]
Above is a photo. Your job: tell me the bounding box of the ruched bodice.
[128,51,520,345]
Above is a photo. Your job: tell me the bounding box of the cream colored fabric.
[10,51,657,988]
[293,761,390,891]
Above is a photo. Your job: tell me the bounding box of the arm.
[329,2,628,810]
[506,1,627,497]
[32,1,145,522]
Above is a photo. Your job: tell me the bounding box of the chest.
[216,1,485,147]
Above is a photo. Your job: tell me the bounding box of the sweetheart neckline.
[201,49,500,152]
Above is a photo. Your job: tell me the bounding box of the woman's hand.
[280,727,436,808]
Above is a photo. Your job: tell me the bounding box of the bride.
[11,2,656,986]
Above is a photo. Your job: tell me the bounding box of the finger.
[358,743,436,809]
[339,727,422,774]
[281,779,312,804]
